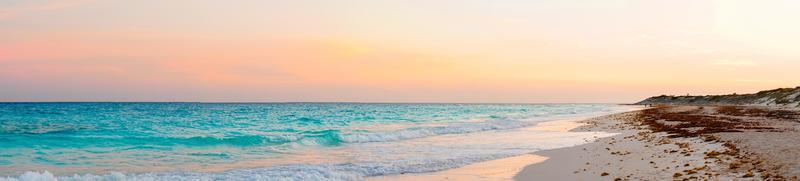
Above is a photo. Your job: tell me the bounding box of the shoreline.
[368,111,637,181]
[369,154,549,181]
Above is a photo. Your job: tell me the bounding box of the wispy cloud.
[710,59,757,66]
[0,0,93,20]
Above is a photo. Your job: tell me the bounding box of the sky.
[1,0,799,103]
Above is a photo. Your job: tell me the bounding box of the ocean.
[0,103,628,180]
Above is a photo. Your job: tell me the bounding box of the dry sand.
[517,105,800,180]
[516,112,728,180]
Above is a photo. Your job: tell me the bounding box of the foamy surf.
[0,103,629,180]
[3,132,616,181]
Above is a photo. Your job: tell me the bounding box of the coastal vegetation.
[637,87,800,107]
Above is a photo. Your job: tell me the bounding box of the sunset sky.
[1,0,799,103]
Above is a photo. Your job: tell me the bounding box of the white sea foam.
[0,153,516,181]
[339,119,531,143]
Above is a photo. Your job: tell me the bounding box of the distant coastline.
[636,87,800,107]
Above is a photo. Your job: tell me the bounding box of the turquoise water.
[0,103,626,180]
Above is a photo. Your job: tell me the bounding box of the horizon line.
[0,101,634,105]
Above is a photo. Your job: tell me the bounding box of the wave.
[339,119,532,143]
[0,134,341,149]
[123,119,534,147]
[1,118,536,150]
[0,152,519,181]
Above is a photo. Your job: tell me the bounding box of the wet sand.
[368,117,602,181]
[370,154,548,181]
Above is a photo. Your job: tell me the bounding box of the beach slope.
[516,105,800,180]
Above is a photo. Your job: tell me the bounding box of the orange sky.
[1,0,799,103]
